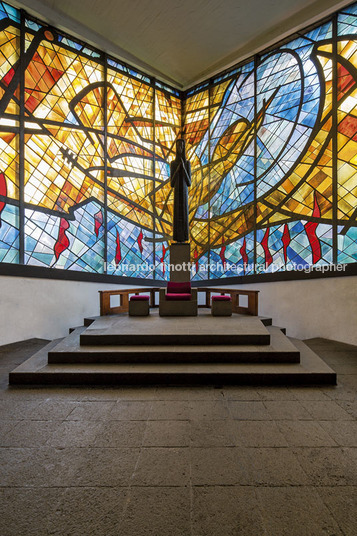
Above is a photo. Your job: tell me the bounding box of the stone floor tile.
[243,447,309,486]
[323,378,357,401]
[1,420,61,447]
[65,401,115,421]
[36,388,87,400]
[336,400,357,419]
[0,387,85,401]
[0,335,356,535]
[154,386,223,401]
[293,447,357,486]
[117,487,190,536]
[329,363,357,375]
[319,421,357,447]
[313,350,357,365]
[73,447,140,487]
[109,400,152,420]
[0,374,9,390]
[0,488,60,536]
[256,487,344,536]
[131,447,190,486]
[0,447,80,487]
[276,421,337,447]
[0,399,42,420]
[2,446,140,488]
[287,387,331,401]
[263,400,311,420]
[305,338,354,351]
[0,385,86,402]
[192,486,265,536]
[47,487,129,536]
[46,420,101,447]
[0,339,49,355]
[258,387,296,400]
[82,386,158,401]
[0,420,16,437]
[1,486,130,536]
[337,375,357,390]
[222,387,261,401]
[232,420,288,447]
[317,486,357,536]
[189,400,229,420]
[190,420,237,447]
[143,420,189,447]
[93,420,147,448]
[228,401,271,420]
[149,400,190,420]
[300,400,354,420]
[0,366,13,374]
[31,399,78,420]
[190,447,250,486]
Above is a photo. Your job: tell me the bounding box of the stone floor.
[0,337,356,536]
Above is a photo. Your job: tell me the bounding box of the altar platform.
[80,311,270,346]
[9,310,336,386]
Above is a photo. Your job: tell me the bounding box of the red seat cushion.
[130,295,150,301]
[212,295,231,301]
[165,293,191,301]
[167,281,191,294]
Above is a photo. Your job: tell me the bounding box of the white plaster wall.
[0,275,356,346]
[0,276,130,346]
[226,276,357,346]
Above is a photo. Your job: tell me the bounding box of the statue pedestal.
[169,243,191,282]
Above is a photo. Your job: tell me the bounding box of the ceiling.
[13,0,352,89]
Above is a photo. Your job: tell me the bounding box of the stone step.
[70,315,275,337]
[259,317,273,326]
[80,313,271,346]
[48,327,300,364]
[68,326,82,334]
[81,314,274,328]
[278,327,287,335]
[83,317,97,327]
[9,338,336,386]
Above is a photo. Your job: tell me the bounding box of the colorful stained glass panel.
[337,9,357,264]
[0,1,355,282]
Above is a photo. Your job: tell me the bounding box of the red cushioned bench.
[129,294,150,316]
[211,294,232,316]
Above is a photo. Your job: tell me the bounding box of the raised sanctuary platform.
[47,325,299,364]
[80,312,270,346]
[9,310,336,386]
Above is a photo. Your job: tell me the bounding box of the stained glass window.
[23,20,105,271]
[337,4,357,264]
[255,22,334,272]
[183,87,210,281]
[106,61,154,278]
[0,1,19,263]
[0,0,356,282]
[209,62,255,278]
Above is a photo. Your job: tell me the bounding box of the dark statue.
[170,139,191,242]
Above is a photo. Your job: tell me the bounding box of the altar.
[99,287,259,316]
